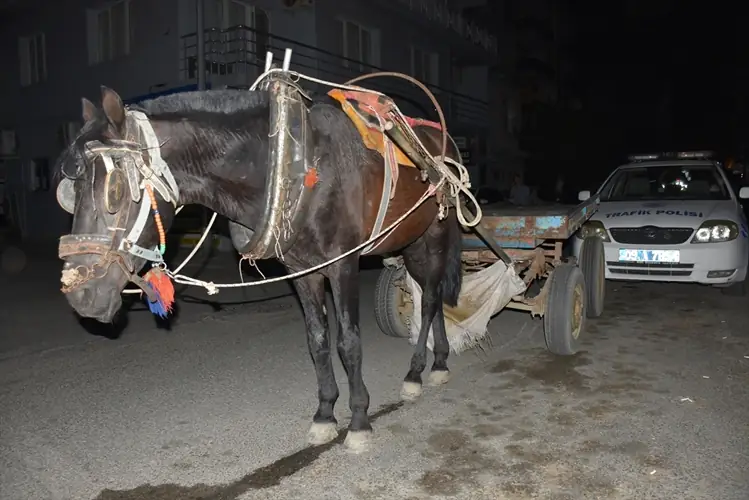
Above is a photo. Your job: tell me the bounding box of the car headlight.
[576,220,610,242]
[691,220,738,243]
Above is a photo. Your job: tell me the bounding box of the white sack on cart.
[406,260,527,354]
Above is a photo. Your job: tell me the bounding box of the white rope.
[168,185,440,295]
[170,209,217,275]
[121,205,215,295]
[442,157,481,227]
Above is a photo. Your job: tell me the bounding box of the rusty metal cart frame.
[374,199,606,356]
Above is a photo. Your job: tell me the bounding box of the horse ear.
[81,98,97,123]
[100,86,126,132]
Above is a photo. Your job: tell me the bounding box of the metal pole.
[196,0,206,91]
[196,0,207,231]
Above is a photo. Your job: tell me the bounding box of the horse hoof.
[308,422,338,445]
[400,381,422,401]
[344,430,372,454]
[427,369,450,386]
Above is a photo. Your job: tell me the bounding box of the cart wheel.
[374,266,413,338]
[579,236,605,318]
[543,264,586,356]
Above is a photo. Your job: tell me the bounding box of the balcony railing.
[180,26,489,129]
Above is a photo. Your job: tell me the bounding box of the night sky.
[490,0,746,193]
[570,1,742,158]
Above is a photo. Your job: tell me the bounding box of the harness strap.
[362,141,394,255]
[120,187,164,263]
[128,110,181,204]
[101,155,116,173]
[98,111,180,264]
[362,107,401,255]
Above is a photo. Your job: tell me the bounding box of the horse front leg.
[292,273,340,446]
[328,258,372,453]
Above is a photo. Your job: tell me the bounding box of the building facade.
[0,0,501,241]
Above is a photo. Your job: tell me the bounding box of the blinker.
[56,178,76,214]
[104,168,128,214]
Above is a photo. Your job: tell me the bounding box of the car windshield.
[600,164,731,201]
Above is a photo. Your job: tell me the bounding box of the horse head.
[56,86,180,322]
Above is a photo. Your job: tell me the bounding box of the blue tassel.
[145,286,169,318]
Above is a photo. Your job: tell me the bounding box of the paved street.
[2,249,749,500]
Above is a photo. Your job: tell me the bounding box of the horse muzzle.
[58,233,159,303]
[64,284,123,323]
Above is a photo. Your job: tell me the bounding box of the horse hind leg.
[426,306,451,387]
[429,211,461,386]
[328,256,373,453]
[401,213,462,399]
[292,273,340,446]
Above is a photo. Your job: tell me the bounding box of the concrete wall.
[0,0,182,241]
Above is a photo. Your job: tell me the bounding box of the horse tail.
[441,211,463,307]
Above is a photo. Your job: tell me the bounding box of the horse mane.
[131,88,369,177]
[131,89,270,116]
[54,88,369,188]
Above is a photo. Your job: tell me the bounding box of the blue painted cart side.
[461,198,599,253]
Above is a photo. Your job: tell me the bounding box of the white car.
[572,151,749,295]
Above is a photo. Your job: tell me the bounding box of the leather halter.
[58,111,180,300]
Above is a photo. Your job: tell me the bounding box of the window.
[410,46,439,88]
[189,0,270,78]
[0,130,19,158]
[19,33,47,87]
[219,0,270,61]
[601,165,730,202]
[337,20,378,71]
[58,122,82,151]
[0,167,5,220]
[30,158,51,192]
[88,0,131,65]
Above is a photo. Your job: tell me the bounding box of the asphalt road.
[2,253,749,500]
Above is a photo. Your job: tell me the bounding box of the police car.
[572,151,749,295]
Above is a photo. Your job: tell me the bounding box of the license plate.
[618,249,680,263]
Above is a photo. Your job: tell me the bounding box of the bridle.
[58,110,180,300]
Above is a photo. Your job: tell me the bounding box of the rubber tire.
[579,236,606,318]
[374,266,411,338]
[543,264,586,356]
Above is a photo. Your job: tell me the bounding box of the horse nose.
[65,285,95,309]
[80,287,94,306]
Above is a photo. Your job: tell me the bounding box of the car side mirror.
[739,186,749,199]
[578,190,591,201]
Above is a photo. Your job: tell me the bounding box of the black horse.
[56,86,463,452]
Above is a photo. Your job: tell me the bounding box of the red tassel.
[145,268,175,314]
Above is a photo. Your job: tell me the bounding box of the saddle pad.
[328,89,442,168]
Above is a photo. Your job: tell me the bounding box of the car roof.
[616,160,717,169]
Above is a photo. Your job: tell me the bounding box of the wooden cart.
[374,198,605,356]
